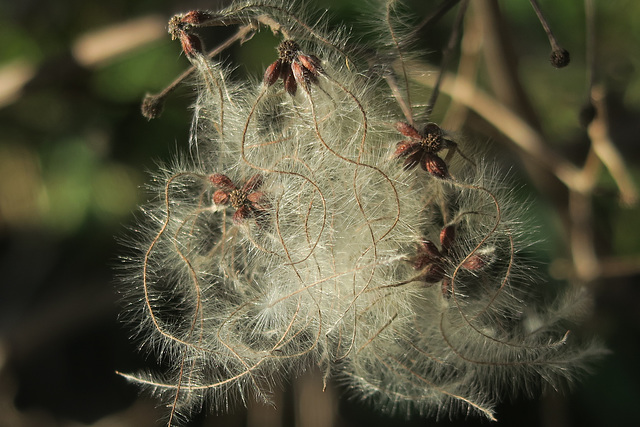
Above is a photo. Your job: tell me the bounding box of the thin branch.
[142,23,257,119]
[528,0,570,67]
[587,86,638,206]
[413,0,462,35]
[425,0,469,119]
[568,190,600,282]
[441,0,483,131]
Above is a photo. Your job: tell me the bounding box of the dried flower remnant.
[168,12,212,58]
[209,173,269,223]
[264,40,324,95]
[412,224,494,297]
[393,122,457,178]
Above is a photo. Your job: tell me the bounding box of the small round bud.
[141,94,164,120]
[550,48,570,68]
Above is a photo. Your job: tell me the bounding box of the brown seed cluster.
[263,40,324,95]
[412,225,491,297]
[209,173,269,224]
[393,122,456,178]
[168,11,215,58]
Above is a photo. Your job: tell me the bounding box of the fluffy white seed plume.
[120,1,604,424]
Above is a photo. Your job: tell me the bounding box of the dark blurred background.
[1,0,639,426]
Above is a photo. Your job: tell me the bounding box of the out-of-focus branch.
[568,190,600,282]
[474,0,541,127]
[0,60,36,108]
[413,0,462,36]
[587,85,639,206]
[0,15,167,109]
[71,15,167,67]
[424,0,469,119]
[598,255,640,278]
[441,0,483,131]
